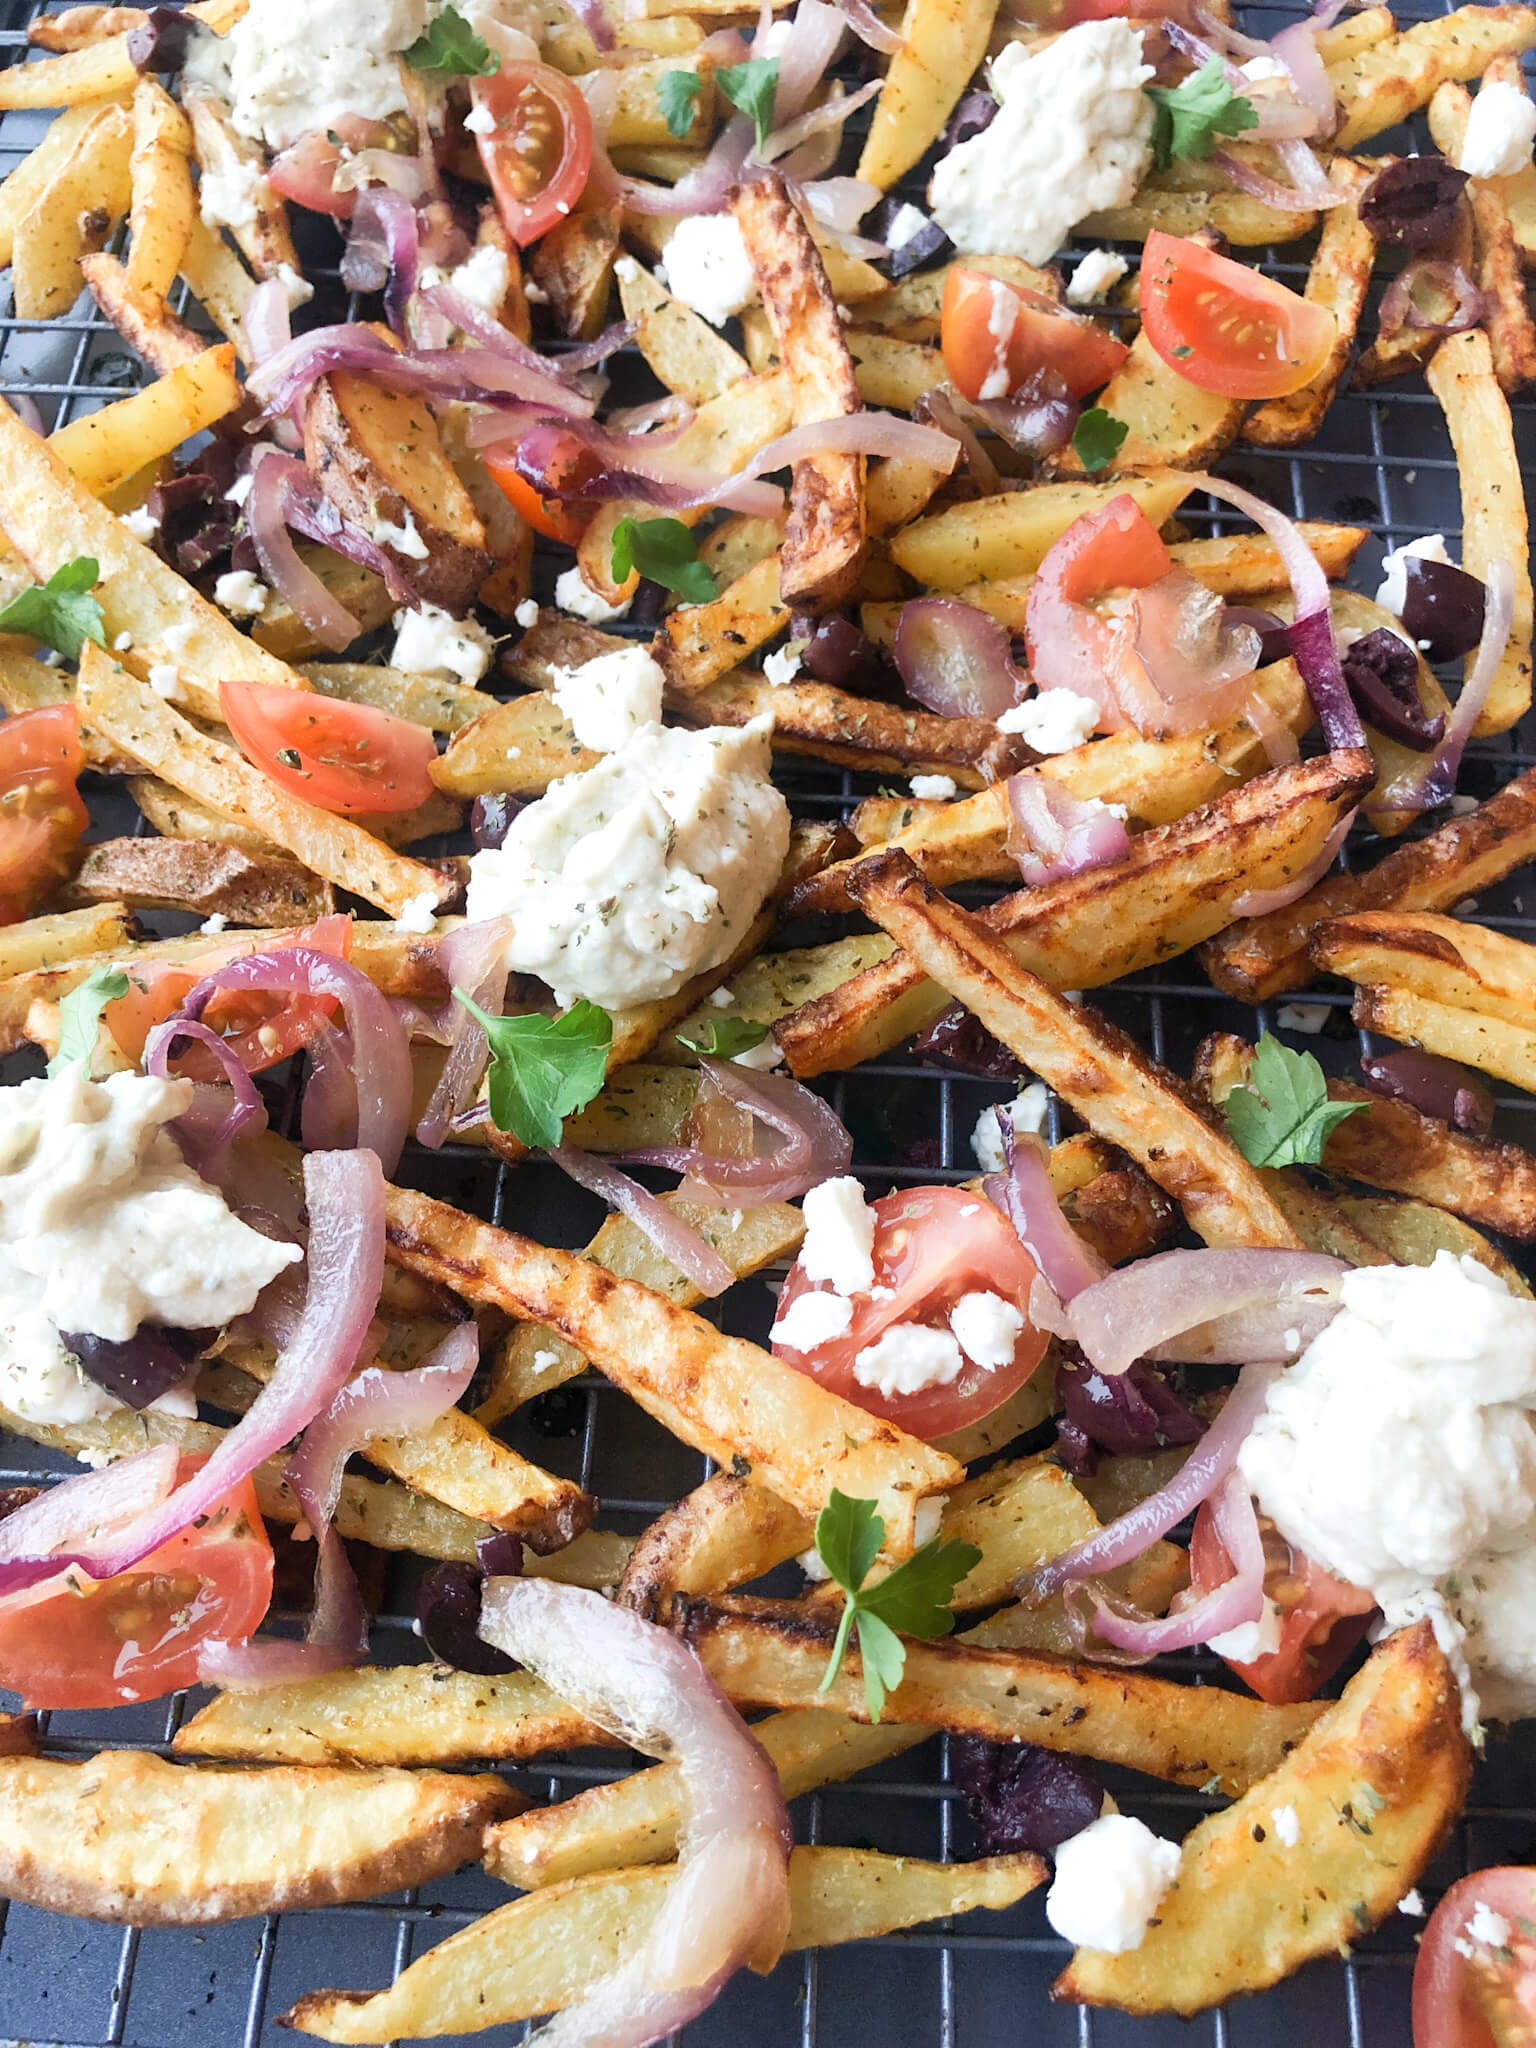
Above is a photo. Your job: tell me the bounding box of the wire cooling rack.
[3,0,1536,2042]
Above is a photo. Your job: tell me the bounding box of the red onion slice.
[983,1125,1107,1302]
[243,277,292,369]
[478,1578,792,2048]
[248,323,593,423]
[245,447,362,653]
[770,0,848,123]
[1082,1469,1265,1656]
[1004,772,1132,887]
[551,1143,736,1299]
[732,412,961,483]
[624,1057,853,1206]
[1395,558,1516,812]
[1213,139,1344,212]
[894,597,1024,721]
[1271,20,1336,133]
[613,111,754,217]
[1110,569,1263,736]
[1070,1247,1347,1378]
[1378,259,1484,340]
[760,78,881,163]
[1022,1361,1280,1601]
[834,0,903,52]
[1241,684,1301,768]
[472,410,784,518]
[0,1445,180,1595]
[145,1017,267,1171]
[417,919,515,1151]
[1231,806,1355,916]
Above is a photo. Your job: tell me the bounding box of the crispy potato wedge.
[287,1846,1043,2043]
[12,99,133,321]
[28,6,149,52]
[1081,186,1316,245]
[650,934,895,1065]
[618,1473,814,1622]
[733,172,865,609]
[0,103,115,270]
[79,250,207,374]
[1333,1192,1532,1296]
[845,851,1306,1248]
[176,211,259,346]
[856,0,999,188]
[674,1594,1321,1793]
[126,74,194,296]
[1351,982,1536,1092]
[1313,909,1536,1029]
[653,551,787,694]
[1332,4,1536,149]
[853,255,1062,342]
[1058,1625,1470,2015]
[431,684,599,799]
[528,202,621,339]
[183,86,299,281]
[0,0,238,104]
[66,836,333,925]
[175,1665,614,1767]
[383,1182,958,1550]
[616,252,749,403]
[301,661,488,733]
[47,343,239,496]
[1246,157,1376,444]
[1427,326,1533,732]
[888,472,1191,587]
[779,749,1373,1075]
[1429,79,1536,393]
[0,1749,517,1925]
[0,901,135,976]
[1052,330,1247,474]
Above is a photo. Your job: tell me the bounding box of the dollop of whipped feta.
[465,717,789,1011]
[929,20,1154,265]
[1238,1252,1536,1729]
[1046,1814,1180,1953]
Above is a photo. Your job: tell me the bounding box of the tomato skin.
[941,268,1129,403]
[1023,492,1172,714]
[1190,1501,1375,1704]
[1414,1869,1536,2048]
[1139,232,1338,399]
[772,1185,1049,1439]
[220,680,437,817]
[485,433,595,545]
[0,1467,273,1709]
[0,704,88,925]
[473,62,594,247]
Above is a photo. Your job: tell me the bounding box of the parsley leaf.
[404,5,500,77]
[1072,407,1129,474]
[611,515,718,603]
[456,992,612,1151]
[717,57,780,150]
[678,1016,769,1059]
[0,557,106,662]
[813,1489,981,1722]
[1147,58,1257,171]
[659,67,704,138]
[1223,1033,1367,1169]
[48,967,129,1077]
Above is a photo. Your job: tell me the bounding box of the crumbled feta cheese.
[949,1289,1025,1370]
[228,470,255,510]
[978,278,1017,399]
[1375,534,1453,615]
[930,21,1153,265]
[799,1176,877,1297]
[773,1288,855,1353]
[853,1320,966,1399]
[514,598,540,629]
[708,986,734,1008]
[523,278,551,305]
[112,631,133,653]
[1399,1888,1425,1917]
[213,568,269,617]
[910,773,957,801]
[121,505,160,543]
[198,913,229,937]
[1277,1001,1330,1034]
[554,565,632,625]
[971,1083,1050,1173]
[997,687,1100,752]
[162,621,197,660]
[184,0,435,153]
[391,603,496,686]
[550,645,665,753]
[449,243,512,317]
[657,214,758,327]
[532,1348,560,1374]
[276,262,314,310]
[148,664,183,701]
[914,1494,947,1546]
[1067,247,1129,305]
[394,890,439,935]
[1470,1901,1513,1950]
[1458,78,1536,180]
[1240,54,1290,81]
[196,154,263,232]
[799,1544,833,1582]
[732,1034,784,1071]
[1270,1804,1301,1848]
[1207,1594,1284,1663]
[465,718,788,1010]
[464,99,498,135]
[1045,1815,1181,1954]
[373,511,431,561]
[763,643,803,687]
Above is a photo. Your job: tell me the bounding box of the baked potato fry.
[1052,330,1247,474]
[79,250,207,374]
[1080,186,1317,245]
[12,99,133,322]
[27,6,150,52]
[1332,4,1536,149]
[888,472,1191,587]
[616,251,749,403]
[1313,909,1536,1029]
[1058,1624,1471,2015]
[0,103,112,270]
[184,86,300,282]
[1474,53,1536,265]
[175,212,259,346]
[45,343,240,497]
[1333,1192,1532,1296]
[1246,157,1376,444]
[301,661,489,733]
[126,74,193,296]
[0,902,136,977]
[856,0,999,188]
[66,836,333,925]
[287,1847,1043,2044]
[1428,78,1536,393]
[0,1749,517,1925]
[617,1473,814,1622]
[1351,982,1536,1093]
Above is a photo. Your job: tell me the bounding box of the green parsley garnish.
[48,967,129,1077]
[1223,1033,1366,1169]
[678,1016,770,1059]
[659,67,704,138]
[1071,407,1129,474]
[405,5,500,77]
[813,1489,981,1723]
[456,991,612,1151]
[717,57,780,151]
[0,557,105,662]
[1147,58,1257,171]
[611,515,718,603]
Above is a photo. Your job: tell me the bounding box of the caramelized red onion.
[1231,806,1355,916]
[1378,258,1484,339]
[624,1057,853,1206]
[248,322,594,424]
[983,1126,1107,1303]
[145,1016,267,1171]
[244,448,363,651]
[1271,20,1336,132]
[1360,1047,1495,1136]
[1110,569,1263,735]
[1069,1247,1347,1377]
[1080,1468,1265,1656]
[1395,557,1516,811]
[894,598,1024,720]
[1241,683,1301,767]
[0,1445,181,1596]
[1213,139,1341,211]
[833,0,904,52]
[1004,772,1132,887]
[417,919,515,1151]
[551,1143,736,1299]
[760,79,881,162]
[475,412,782,518]
[477,1578,792,2048]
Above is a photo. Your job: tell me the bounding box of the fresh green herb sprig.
[659,68,704,137]
[1147,58,1257,171]
[405,4,500,76]
[456,991,612,1151]
[48,968,129,1077]
[611,516,719,603]
[677,1016,769,1059]
[1223,1033,1366,1169]
[0,557,105,662]
[1071,407,1129,473]
[717,57,780,150]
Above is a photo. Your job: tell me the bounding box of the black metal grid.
[2,0,1536,2041]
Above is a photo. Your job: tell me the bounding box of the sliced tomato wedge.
[0,703,88,926]
[473,61,594,247]
[1023,491,1172,715]
[1190,1501,1375,1704]
[1414,1868,1536,2048]
[220,680,437,818]
[0,1465,272,1709]
[485,429,597,545]
[772,1185,1049,1439]
[1139,232,1338,399]
[941,267,1129,403]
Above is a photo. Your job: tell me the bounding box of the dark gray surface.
[1,0,1535,2041]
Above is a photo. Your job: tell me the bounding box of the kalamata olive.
[912,1003,1024,1079]
[471,791,524,851]
[938,89,998,154]
[788,612,902,699]
[1341,628,1445,751]
[950,1735,1104,1855]
[1360,1047,1495,1136]
[128,6,202,71]
[627,578,668,628]
[417,1563,518,1675]
[1359,157,1469,251]
[1400,556,1488,662]
[866,196,951,279]
[62,1327,198,1411]
[1055,1357,1204,1461]
[475,1531,525,1577]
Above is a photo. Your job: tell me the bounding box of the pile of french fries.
[0,0,1534,2032]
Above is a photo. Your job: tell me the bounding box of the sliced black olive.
[470,792,525,851]
[1400,556,1487,662]
[62,1327,198,1411]
[1341,628,1445,751]
[417,1563,518,1675]
[787,612,902,698]
[1359,157,1470,251]
[128,7,203,72]
[866,196,951,279]
[938,89,998,153]
[912,1003,1024,1079]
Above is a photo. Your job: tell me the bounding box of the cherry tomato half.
[1022,490,1172,711]
[485,428,597,545]
[1139,232,1338,399]
[1414,1867,1536,2048]
[473,61,594,248]
[0,703,88,926]
[220,680,437,818]
[1190,1501,1375,1704]
[941,267,1129,404]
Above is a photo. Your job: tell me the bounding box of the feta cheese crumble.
[120,505,161,543]
[1458,78,1536,180]
[1045,1815,1181,1954]
[997,687,1100,753]
[657,214,758,327]
[550,644,665,753]
[1270,1805,1301,1848]
[213,568,269,617]
[949,1290,1024,1370]
[1207,1594,1284,1663]
[464,99,498,135]
[773,1288,855,1353]
[514,598,540,629]
[799,1176,876,1297]
[762,644,804,687]
[391,603,496,686]
[373,511,431,561]
[148,665,184,701]
[929,21,1154,265]
[1067,247,1129,305]
[852,1320,966,1399]
[394,890,439,935]
[885,202,931,250]
[1375,534,1453,615]
[185,0,433,153]
[971,1084,1050,1173]
[910,773,958,801]
[554,565,632,624]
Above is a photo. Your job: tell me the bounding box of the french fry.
[1429,77,1536,392]
[301,661,490,733]
[1052,329,1248,474]
[1058,1626,1470,2015]
[287,1847,1044,2044]
[126,74,193,296]
[888,472,1191,588]
[0,902,136,977]
[1246,157,1376,444]
[1353,981,1536,1092]
[733,172,866,609]
[618,1474,815,1622]
[1475,53,1536,264]
[27,6,151,51]
[1080,186,1317,246]
[184,86,301,283]
[857,0,1000,188]
[79,250,207,374]
[1313,909,1536,1029]
[66,837,333,926]
[12,100,133,321]
[175,213,258,345]
[853,254,1062,342]
[1331,5,1536,149]
[845,850,1306,1248]
[0,102,114,270]
[615,253,750,403]
[652,551,787,694]
[44,342,240,497]
[1333,1192,1532,1297]
[382,1181,960,1550]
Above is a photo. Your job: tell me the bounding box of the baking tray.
[2,0,1535,2040]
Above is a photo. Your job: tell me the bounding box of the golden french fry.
[13,100,133,321]
[45,343,240,497]
[616,252,750,403]
[1246,157,1376,444]
[125,74,193,296]
[1331,4,1536,149]
[1052,330,1247,474]
[856,0,1000,189]
[888,472,1191,587]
